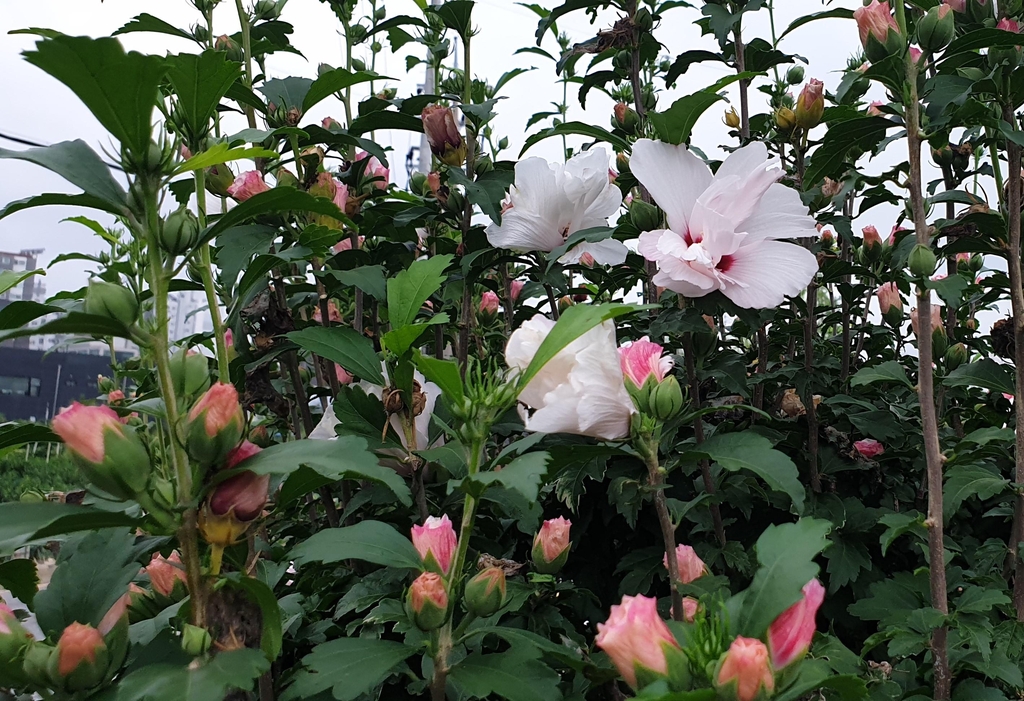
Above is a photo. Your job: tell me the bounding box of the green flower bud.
[84,281,138,328]
[650,375,684,421]
[160,208,200,256]
[205,164,235,197]
[169,348,211,399]
[629,199,661,233]
[181,624,212,656]
[464,567,507,617]
[634,7,653,32]
[918,5,955,53]
[49,623,109,693]
[908,244,937,278]
[944,342,968,371]
[932,325,949,359]
[786,65,805,85]
[0,605,33,688]
[408,573,448,631]
[612,103,641,135]
[186,383,244,467]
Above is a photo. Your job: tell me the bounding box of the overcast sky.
[1,0,877,296]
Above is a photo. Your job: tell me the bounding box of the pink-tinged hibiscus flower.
[631,140,819,308]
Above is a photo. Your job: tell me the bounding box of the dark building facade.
[0,347,122,422]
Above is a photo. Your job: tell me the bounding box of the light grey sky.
[0,0,874,295]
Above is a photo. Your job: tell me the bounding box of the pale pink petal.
[719,239,819,309]
[630,139,712,234]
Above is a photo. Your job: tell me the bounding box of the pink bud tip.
[57,623,104,676]
[410,571,448,611]
[595,594,679,688]
[717,637,774,701]
[225,440,262,470]
[534,517,572,563]
[854,438,885,459]
[52,402,122,464]
[769,579,825,669]
[479,291,500,316]
[411,515,458,574]
[663,544,708,584]
[189,382,242,438]
[619,337,673,388]
[145,552,188,597]
[226,171,270,202]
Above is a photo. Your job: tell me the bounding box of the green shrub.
[0,451,81,502]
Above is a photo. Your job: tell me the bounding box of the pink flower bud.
[867,101,885,117]
[224,328,234,348]
[768,579,825,669]
[187,382,244,465]
[409,572,448,630]
[56,622,106,678]
[663,544,708,584]
[308,171,337,201]
[322,116,341,130]
[579,252,596,268]
[595,594,680,689]
[411,515,458,575]
[876,282,902,314]
[335,364,355,385]
[225,440,261,470]
[532,517,571,573]
[619,337,673,389]
[333,179,349,214]
[998,17,1021,33]
[854,438,885,459]
[862,225,882,248]
[355,151,389,191]
[955,252,971,265]
[0,604,17,636]
[479,291,500,317]
[716,637,774,701]
[794,79,825,129]
[200,470,271,547]
[421,106,466,167]
[943,0,965,11]
[226,171,270,202]
[510,280,526,303]
[464,566,506,617]
[909,46,923,64]
[333,235,364,254]
[854,2,901,50]
[145,552,188,597]
[681,597,700,623]
[52,403,121,464]
[179,144,193,161]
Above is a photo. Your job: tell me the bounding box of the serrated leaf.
[23,35,165,155]
[649,91,724,145]
[166,51,241,140]
[0,560,38,608]
[943,464,1009,521]
[455,452,550,501]
[695,431,805,513]
[850,361,913,389]
[449,646,562,701]
[944,359,1015,396]
[287,326,385,385]
[281,638,417,701]
[413,351,464,402]
[387,255,453,329]
[95,649,269,701]
[0,502,138,555]
[174,143,276,174]
[303,68,383,113]
[290,520,423,570]
[0,140,125,206]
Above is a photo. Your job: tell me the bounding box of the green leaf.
[200,188,349,247]
[413,351,465,403]
[850,361,913,389]
[649,91,724,145]
[214,224,278,287]
[290,520,423,570]
[258,76,313,111]
[234,436,411,506]
[695,431,805,513]
[732,518,831,637]
[387,255,454,329]
[778,8,854,41]
[664,50,728,87]
[113,13,194,40]
[447,168,514,224]
[519,303,643,388]
[287,326,385,385]
[943,464,1008,521]
[464,626,584,670]
[174,143,277,174]
[944,359,1015,396]
[926,274,969,308]
[878,511,926,556]
[0,422,59,453]
[35,528,140,638]
[956,586,1010,614]
[166,50,241,140]
[0,560,39,608]
[349,110,424,136]
[0,312,133,344]
[545,226,615,266]
[450,646,562,701]
[0,502,138,555]
[773,660,868,701]
[324,265,387,300]
[303,68,382,112]
[381,316,449,357]
[944,28,1024,58]
[455,452,550,501]
[428,0,475,39]
[96,649,269,701]
[23,36,165,155]
[534,0,596,42]
[520,121,631,156]
[281,638,418,701]
[0,269,45,298]
[805,116,891,187]
[0,193,128,221]
[0,140,126,207]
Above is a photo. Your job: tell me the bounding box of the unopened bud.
[908,244,937,278]
[160,208,200,256]
[464,567,506,617]
[629,199,661,233]
[84,281,138,328]
[186,382,244,466]
[650,375,684,421]
[723,107,741,129]
[532,517,571,574]
[786,65,805,85]
[408,572,448,631]
[775,107,796,131]
[918,5,955,53]
[945,342,968,371]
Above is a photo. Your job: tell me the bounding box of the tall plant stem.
[430,437,485,701]
[733,25,750,140]
[457,33,476,373]
[803,281,821,493]
[682,327,726,547]
[643,444,684,621]
[194,170,230,380]
[840,195,854,383]
[143,182,206,626]
[233,0,258,130]
[905,48,950,700]
[1002,105,1024,619]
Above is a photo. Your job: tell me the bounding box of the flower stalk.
[904,35,950,700]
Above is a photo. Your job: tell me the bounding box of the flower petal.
[561,239,628,265]
[630,139,712,234]
[739,183,819,241]
[486,208,563,252]
[720,240,819,308]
